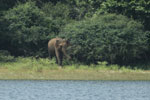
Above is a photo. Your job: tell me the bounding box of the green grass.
[0,57,150,80]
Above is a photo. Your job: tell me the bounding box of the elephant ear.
[56,40,62,48]
[55,40,60,47]
[66,39,70,46]
[63,39,70,45]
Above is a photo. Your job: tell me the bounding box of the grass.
[0,57,150,80]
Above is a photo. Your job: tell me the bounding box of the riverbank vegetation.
[0,57,150,80]
[1,0,150,76]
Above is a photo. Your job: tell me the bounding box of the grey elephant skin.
[48,37,71,67]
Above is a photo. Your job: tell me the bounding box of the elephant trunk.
[62,48,71,60]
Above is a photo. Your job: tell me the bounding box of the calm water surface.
[0,80,149,100]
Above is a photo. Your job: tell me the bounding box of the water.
[0,80,149,100]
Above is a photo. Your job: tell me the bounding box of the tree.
[97,0,150,31]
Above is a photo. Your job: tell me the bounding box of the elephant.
[48,37,71,67]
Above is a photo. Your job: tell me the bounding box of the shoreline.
[0,68,150,80]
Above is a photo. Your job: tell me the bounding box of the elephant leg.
[48,50,52,59]
[59,52,63,66]
[55,56,58,64]
[49,54,52,60]
[55,49,62,66]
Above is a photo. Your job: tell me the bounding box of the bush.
[41,2,71,33]
[97,0,150,31]
[2,1,56,57]
[61,14,148,65]
[0,50,15,62]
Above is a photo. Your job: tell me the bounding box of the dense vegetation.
[61,14,147,65]
[0,0,150,67]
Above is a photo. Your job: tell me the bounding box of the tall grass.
[0,57,58,71]
[0,57,144,72]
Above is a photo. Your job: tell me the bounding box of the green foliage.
[65,0,105,20]
[41,0,104,20]
[41,2,71,33]
[2,1,55,56]
[98,0,150,30]
[0,57,57,70]
[0,50,15,62]
[61,14,148,64]
[0,0,26,11]
[1,57,149,71]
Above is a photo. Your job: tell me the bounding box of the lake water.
[0,80,149,100]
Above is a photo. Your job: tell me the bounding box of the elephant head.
[55,39,71,59]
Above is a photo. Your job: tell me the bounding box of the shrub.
[2,1,56,57]
[97,0,150,31]
[0,50,15,62]
[61,14,148,65]
[41,2,71,33]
